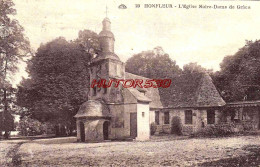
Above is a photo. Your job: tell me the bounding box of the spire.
[102,5,110,31]
[91,17,121,63]
[102,17,111,31]
[106,5,108,18]
[99,16,114,53]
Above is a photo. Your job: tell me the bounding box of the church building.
[74,17,227,142]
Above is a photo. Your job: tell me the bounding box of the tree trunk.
[4,131,10,139]
[2,59,10,139]
[55,125,60,136]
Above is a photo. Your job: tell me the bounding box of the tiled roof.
[162,73,225,108]
[125,72,163,109]
[126,87,152,102]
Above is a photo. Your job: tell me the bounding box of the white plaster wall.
[136,103,150,141]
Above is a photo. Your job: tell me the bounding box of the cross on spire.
[105,5,108,17]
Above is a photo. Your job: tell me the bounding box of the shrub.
[192,123,237,138]
[17,116,54,136]
[171,116,182,135]
[150,122,157,135]
[241,121,256,131]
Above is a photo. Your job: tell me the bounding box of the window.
[142,112,145,117]
[114,64,117,75]
[185,110,192,124]
[138,90,146,96]
[93,86,97,96]
[97,65,101,74]
[207,109,215,124]
[164,112,169,124]
[116,64,121,77]
[155,111,160,125]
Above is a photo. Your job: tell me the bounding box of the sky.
[12,0,260,85]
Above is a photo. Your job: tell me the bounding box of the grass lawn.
[1,135,260,166]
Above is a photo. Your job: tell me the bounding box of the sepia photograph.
[1,0,260,166]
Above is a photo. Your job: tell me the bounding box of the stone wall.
[84,120,105,142]
[150,108,222,135]
[100,37,114,53]
[77,119,108,142]
[76,120,81,141]
[223,107,260,131]
[109,104,124,139]
[89,59,125,104]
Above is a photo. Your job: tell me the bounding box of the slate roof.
[74,100,111,118]
[126,87,152,103]
[162,72,226,108]
[125,72,163,109]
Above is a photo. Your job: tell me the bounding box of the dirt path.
[6,142,25,166]
[0,140,29,167]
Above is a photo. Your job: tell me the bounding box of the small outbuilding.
[74,100,111,142]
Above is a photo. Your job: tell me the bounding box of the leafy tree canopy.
[125,47,182,106]
[213,40,260,102]
[183,62,212,75]
[17,30,99,135]
[125,46,181,79]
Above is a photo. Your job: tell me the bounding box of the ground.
[1,135,260,166]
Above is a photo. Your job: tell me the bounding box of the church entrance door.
[130,113,137,138]
[80,122,85,142]
[103,121,109,140]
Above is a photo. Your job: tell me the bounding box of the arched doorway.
[103,121,109,140]
[80,122,85,142]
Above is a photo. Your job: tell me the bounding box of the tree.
[17,30,99,136]
[17,116,52,136]
[0,0,30,138]
[213,40,260,102]
[183,62,212,74]
[75,29,100,60]
[125,47,181,79]
[125,47,181,107]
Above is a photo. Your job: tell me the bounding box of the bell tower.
[99,18,114,53]
[89,17,125,102]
